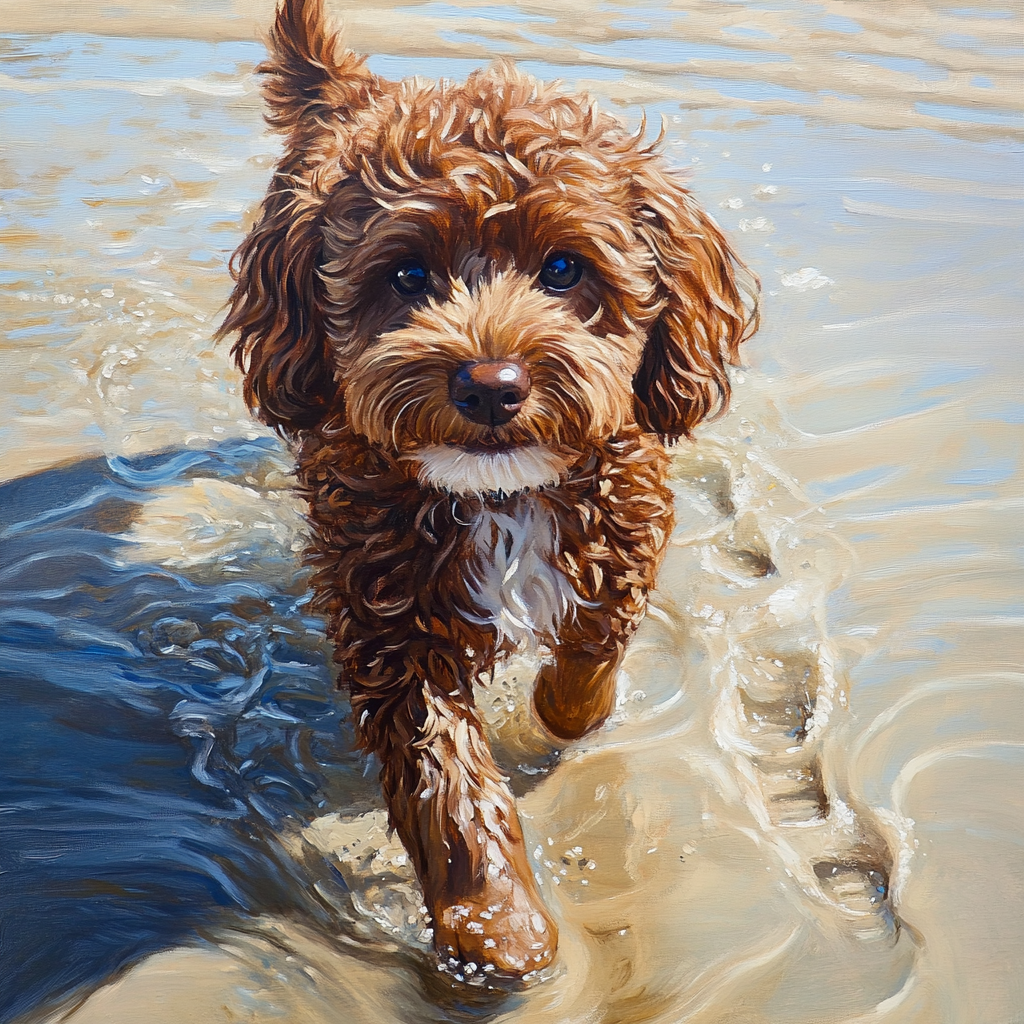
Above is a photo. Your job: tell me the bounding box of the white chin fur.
[411,445,571,496]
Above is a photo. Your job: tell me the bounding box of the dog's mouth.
[451,436,519,454]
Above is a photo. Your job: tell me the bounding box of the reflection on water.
[1,2,1022,1022]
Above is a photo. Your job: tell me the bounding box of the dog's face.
[222,1,756,495]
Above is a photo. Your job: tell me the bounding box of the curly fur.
[220,0,756,978]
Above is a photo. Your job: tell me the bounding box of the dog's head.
[221,0,757,495]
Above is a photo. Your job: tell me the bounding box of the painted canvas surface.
[1,2,1021,1022]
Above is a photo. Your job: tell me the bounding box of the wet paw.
[433,888,557,979]
[532,655,618,742]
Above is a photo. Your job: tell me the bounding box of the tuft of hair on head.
[630,160,759,444]
[259,0,376,141]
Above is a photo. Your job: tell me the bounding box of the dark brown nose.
[449,360,531,427]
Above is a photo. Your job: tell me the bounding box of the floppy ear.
[631,163,759,443]
[220,185,336,433]
[218,0,378,433]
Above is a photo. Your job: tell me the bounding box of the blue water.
[0,440,372,1021]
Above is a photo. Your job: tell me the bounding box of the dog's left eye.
[391,260,430,297]
[539,252,584,292]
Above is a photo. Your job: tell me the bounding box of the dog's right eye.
[539,252,584,292]
[391,260,430,297]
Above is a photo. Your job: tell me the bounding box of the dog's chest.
[464,497,579,644]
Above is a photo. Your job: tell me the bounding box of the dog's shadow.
[0,439,387,1022]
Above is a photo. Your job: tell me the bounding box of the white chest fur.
[465,496,580,645]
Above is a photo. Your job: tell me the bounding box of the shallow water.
[1,2,1021,1022]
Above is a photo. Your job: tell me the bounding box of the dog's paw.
[432,887,557,979]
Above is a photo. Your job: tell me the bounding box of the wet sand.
[1,2,1022,1022]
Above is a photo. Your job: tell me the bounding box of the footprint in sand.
[684,442,902,943]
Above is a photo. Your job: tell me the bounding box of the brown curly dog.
[220,0,757,979]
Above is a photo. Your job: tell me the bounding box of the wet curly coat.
[221,0,756,979]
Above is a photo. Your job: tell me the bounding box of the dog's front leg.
[533,439,675,741]
[533,562,658,741]
[350,653,557,976]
